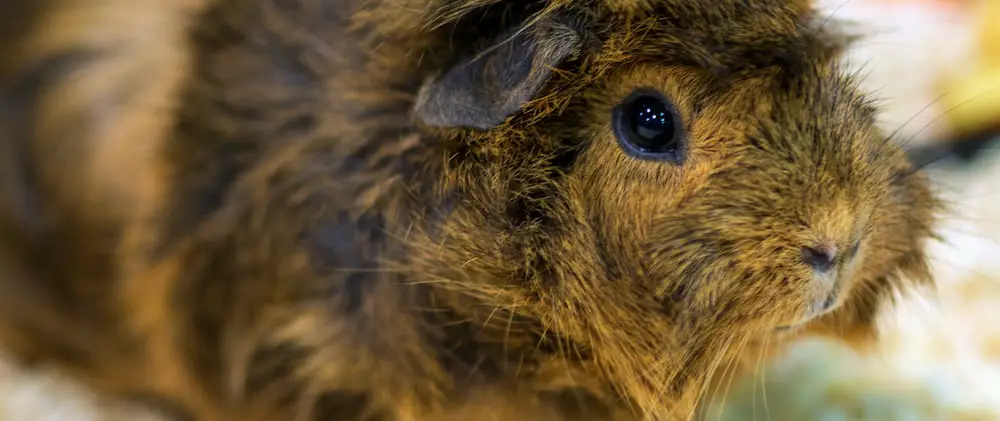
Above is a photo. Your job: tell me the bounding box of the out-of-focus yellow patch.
[936,0,1000,138]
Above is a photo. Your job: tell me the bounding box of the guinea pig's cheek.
[573,133,690,215]
[578,129,712,199]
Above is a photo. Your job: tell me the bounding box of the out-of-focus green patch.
[701,339,995,421]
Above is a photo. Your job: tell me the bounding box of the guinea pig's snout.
[799,239,862,321]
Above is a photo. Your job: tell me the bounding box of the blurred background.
[1,0,999,420]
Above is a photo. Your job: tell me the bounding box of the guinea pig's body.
[0,0,939,420]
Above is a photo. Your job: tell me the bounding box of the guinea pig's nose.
[801,244,837,273]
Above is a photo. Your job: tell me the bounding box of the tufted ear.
[413,15,581,131]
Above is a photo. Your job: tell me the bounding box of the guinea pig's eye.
[612,89,686,163]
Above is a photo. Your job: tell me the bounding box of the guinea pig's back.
[0,0,445,419]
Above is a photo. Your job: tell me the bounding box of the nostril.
[802,245,837,272]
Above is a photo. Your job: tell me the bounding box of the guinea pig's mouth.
[766,324,807,342]
[772,306,830,333]
[769,309,822,333]
[773,317,814,333]
[773,323,805,334]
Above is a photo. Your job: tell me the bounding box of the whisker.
[695,335,736,421]
[711,334,752,421]
[502,296,519,371]
[759,328,774,421]
[897,84,1000,152]
[686,336,733,421]
[884,92,949,149]
[813,0,855,37]
[750,314,781,421]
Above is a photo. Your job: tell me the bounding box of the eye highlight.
[612,89,686,163]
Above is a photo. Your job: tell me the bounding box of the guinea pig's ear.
[413,15,582,130]
[0,0,200,385]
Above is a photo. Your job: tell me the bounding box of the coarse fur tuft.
[0,0,941,420]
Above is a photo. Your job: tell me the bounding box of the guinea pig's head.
[411,0,939,415]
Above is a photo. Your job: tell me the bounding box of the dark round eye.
[612,89,685,163]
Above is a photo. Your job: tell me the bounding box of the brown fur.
[0,0,941,420]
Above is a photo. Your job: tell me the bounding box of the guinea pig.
[0,0,941,420]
